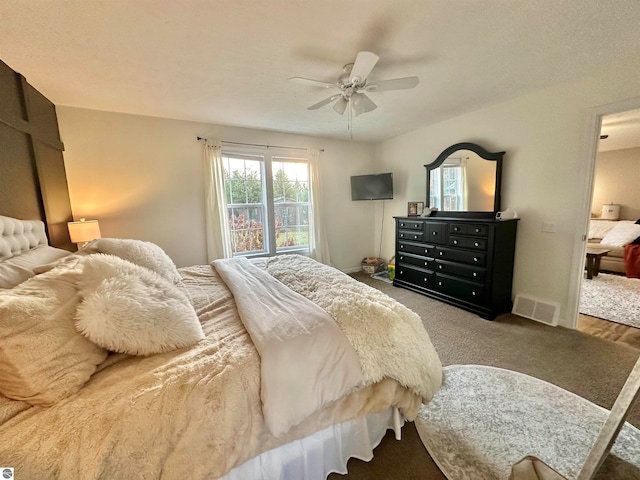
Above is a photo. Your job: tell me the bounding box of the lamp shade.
[68,219,101,244]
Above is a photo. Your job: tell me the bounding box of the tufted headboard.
[0,215,48,261]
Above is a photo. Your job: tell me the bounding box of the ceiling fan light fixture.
[351,92,377,116]
[333,97,348,115]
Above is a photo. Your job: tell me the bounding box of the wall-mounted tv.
[350,172,393,201]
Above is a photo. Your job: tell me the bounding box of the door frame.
[567,96,640,329]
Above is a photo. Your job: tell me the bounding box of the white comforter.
[0,256,442,479]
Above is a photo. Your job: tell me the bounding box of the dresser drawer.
[398,230,424,241]
[448,235,487,250]
[435,247,486,266]
[397,219,424,230]
[397,253,434,269]
[398,241,435,257]
[425,222,446,245]
[448,223,489,237]
[434,260,485,282]
[435,274,484,304]
[395,265,435,288]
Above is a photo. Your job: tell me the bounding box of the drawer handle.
[400,233,404,237]
[424,261,429,266]
[438,265,443,270]
[424,249,429,254]
[423,277,427,282]
[475,228,480,233]
[453,227,459,231]
[472,291,477,296]
[474,242,479,247]
[400,270,403,275]
[473,257,478,262]
[400,256,404,260]
[473,272,477,277]
[400,223,405,227]
[413,235,418,239]
[453,240,458,245]
[400,245,404,249]
[438,281,442,286]
[432,232,437,236]
[439,252,444,256]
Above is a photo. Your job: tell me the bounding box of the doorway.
[575,107,640,349]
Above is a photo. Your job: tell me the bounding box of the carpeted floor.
[580,273,640,329]
[328,272,640,480]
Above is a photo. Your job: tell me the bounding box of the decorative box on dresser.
[393,216,518,319]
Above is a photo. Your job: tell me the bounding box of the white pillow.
[588,219,619,239]
[81,238,181,283]
[600,222,640,247]
[0,245,71,288]
[75,254,203,356]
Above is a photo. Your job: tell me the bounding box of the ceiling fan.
[289,51,419,116]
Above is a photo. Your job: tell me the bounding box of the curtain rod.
[197,137,323,152]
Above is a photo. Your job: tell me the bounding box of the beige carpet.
[329,272,640,480]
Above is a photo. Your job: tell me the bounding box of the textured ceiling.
[1,0,639,144]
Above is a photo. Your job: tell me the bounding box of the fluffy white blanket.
[263,255,442,402]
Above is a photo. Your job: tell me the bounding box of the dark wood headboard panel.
[0,59,74,251]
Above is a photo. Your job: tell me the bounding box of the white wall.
[375,69,640,328]
[592,147,640,220]
[56,107,377,270]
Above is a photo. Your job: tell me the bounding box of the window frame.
[222,148,310,258]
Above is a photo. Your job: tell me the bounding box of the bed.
[0,214,443,479]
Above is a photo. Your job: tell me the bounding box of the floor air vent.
[512,295,560,326]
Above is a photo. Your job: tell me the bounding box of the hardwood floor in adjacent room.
[577,314,640,350]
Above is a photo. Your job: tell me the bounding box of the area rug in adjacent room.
[579,273,640,329]
[416,365,640,480]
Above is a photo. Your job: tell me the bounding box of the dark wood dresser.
[393,216,518,319]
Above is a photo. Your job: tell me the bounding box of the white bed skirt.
[222,407,404,480]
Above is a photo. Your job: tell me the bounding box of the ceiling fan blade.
[307,94,342,110]
[333,97,349,115]
[351,92,377,116]
[350,51,379,85]
[365,76,419,92]
[289,77,338,89]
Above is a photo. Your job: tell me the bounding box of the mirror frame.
[424,142,505,218]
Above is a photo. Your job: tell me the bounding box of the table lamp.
[68,218,101,247]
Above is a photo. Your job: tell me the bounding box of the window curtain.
[203,140,233,261]
[308,149,332,265]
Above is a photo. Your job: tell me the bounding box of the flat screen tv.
[350,173,393,201]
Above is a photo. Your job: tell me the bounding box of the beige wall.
[375,68,640,328]
[58,60,640,328]
[592,147,640,220]
[57,107,377,270]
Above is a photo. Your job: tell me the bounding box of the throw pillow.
[75,254,203,356]
[0,245,71,288]
[600,222,640,247]
[81,238,181,283]
[0,263,108,405]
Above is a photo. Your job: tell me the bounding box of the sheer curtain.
[203,140,232,261]
[308,149,332,265]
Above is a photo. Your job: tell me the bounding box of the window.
[429,158,466,211]
[222,150,310,257]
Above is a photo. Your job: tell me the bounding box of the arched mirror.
[425,142,504,217]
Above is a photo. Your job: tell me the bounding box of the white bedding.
[0,229,443,479]
[213,257,364,437]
